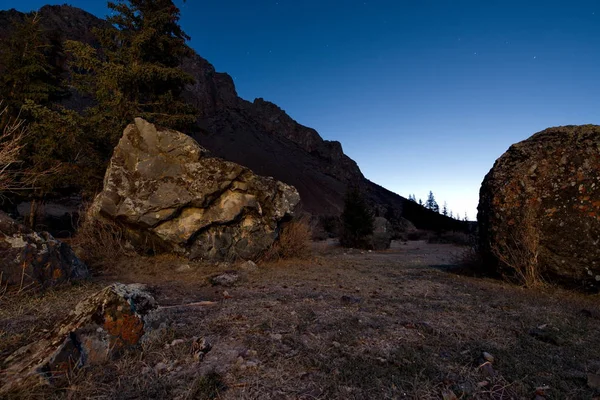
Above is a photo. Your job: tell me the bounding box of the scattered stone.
[0,211,88,289]
[0,283,157,393]
[478,125,600,286]
[479,361,496,378]
[529,327,564,346]
[332,341,341,348]
[90,118,300,261]
[239,260,258,272]
[191,337,212,361]
[154,362,169,374]
[270,333,283,341]
[341,295,362,305]
[441,389,458,400]
[175,264,192,272]
[210,271,240,286]
[588,373,600,390]
[482,351,494,363]
[170,339,185,347]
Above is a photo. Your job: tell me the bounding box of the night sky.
[8,0,600,219]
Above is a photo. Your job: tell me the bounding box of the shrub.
[340,187,374,249]
[406,230,430,241]
[0,105,27,195]
[71,205,131,270]
[427,231,472,246]
[262,215,313,261]
[491,207,544,288]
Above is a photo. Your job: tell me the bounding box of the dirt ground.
[2,240,600,399]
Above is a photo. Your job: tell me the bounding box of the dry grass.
[261,216,313,261]
[70,205,132,271]
[1,241,600,399]
[0,104,28,195]
[491,208,544,288]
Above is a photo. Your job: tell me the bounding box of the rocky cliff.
[0,5,465,232]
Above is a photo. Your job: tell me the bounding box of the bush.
[406,230,430,241]
[491,207,544,288]
[427,231,472,246]
[340,187,374,249]
[312,215,340,240]
[0,105,27,195]
[71,205,131,270]
[262,215,312,261]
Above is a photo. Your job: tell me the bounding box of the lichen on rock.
[0,283,157,393]
[478,124,600,288]
[90,118,301,261]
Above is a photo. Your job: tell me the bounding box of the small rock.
[155,362,168,373]
[210,271,240,287]
[270,333,283,341]
[240,260,258,271]
[191,337,212,361]
[482,351,494,363]
[332,341,341,348]
[170,339,185,347]
[223,290,232,299]
[588,373,600,389]
[529,327,564,346]
[175,264,192,272]
[479,362,496,377]
[341,295,362,304]
[441,389,458,400]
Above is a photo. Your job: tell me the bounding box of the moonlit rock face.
[478,125,600,288]
[91,118,300,261]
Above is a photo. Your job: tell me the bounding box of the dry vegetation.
[2,240,600,399]
[491,208,544,288]
[0,105,28,195]
[260,216,313,261]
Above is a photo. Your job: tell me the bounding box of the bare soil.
[2,240,600,399]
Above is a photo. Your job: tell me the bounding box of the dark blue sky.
[9,0,600,218]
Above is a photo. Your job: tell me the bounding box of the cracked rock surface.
[91,118,300,261]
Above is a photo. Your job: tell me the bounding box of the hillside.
[0,5,465,232]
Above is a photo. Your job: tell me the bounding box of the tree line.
[0,0,196,200]
[407,191,469,221]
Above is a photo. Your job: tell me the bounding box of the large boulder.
[478,125,600,288]
[369,217,393,250]
[91,118,301,261]
[0,283,157,393]
[0,211,88,288]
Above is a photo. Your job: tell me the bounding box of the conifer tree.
[66,0,197,155]
[442,201,448,216]
[340,186,374,249]
[425,191,439,212]
[0,13,62,125]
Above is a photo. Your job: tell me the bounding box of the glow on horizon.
[9,1,600,222]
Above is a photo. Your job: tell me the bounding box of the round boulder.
[478,125,600,288]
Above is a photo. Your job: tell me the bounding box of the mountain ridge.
[0,4,465,232]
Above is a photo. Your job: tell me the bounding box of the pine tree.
[66,0,197,156]
[442,202,448,216]
[340,186,374,249]
[0,12,62,125]
[425,191,439,212]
